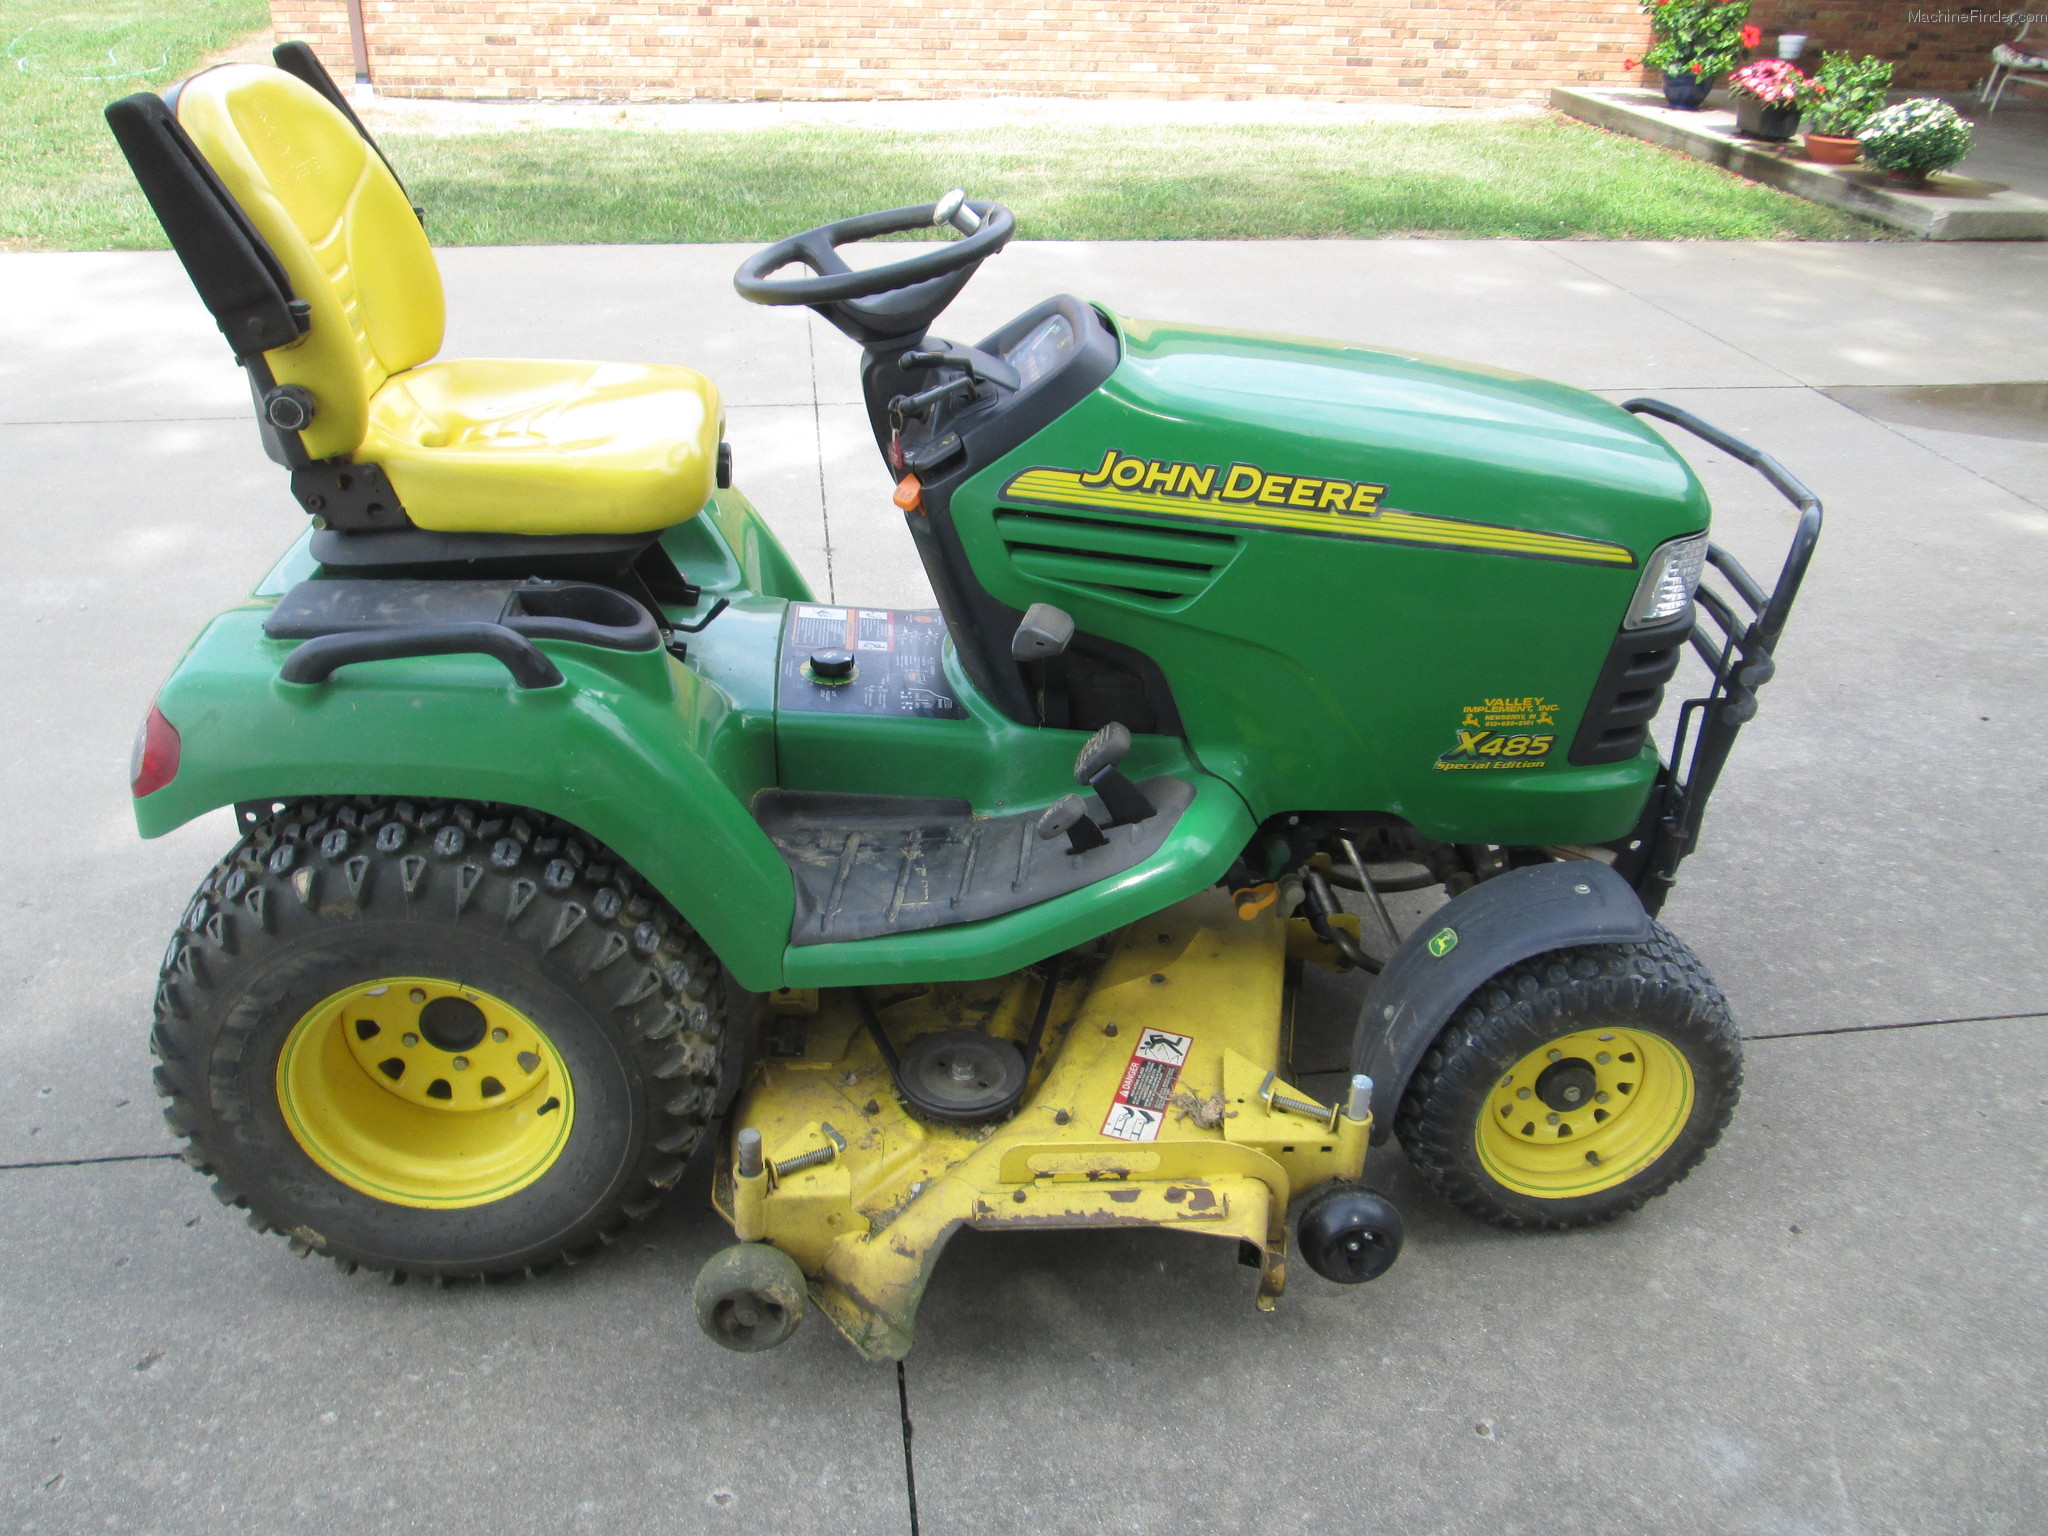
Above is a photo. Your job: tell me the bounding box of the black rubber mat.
[755,777,1196,945]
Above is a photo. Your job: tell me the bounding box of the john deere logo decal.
[1428,928,1459,958]
[1000,450,1635,567]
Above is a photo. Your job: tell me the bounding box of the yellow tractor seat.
[361,358,720,536]
[162,62,721,539]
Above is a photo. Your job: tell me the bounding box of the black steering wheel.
[733,193,1016,308]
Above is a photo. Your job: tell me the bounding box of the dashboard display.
[1004,314,1076,389]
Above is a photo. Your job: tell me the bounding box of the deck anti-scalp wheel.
[1395,926,1741,1231]
[150,798,727,1280]
[693,1242,807,1352]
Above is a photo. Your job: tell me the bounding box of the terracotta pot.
[1885,168,1934,187]
[1802,132,1861,165]
[1661,73,1713,110]
[1734,96,1802,141]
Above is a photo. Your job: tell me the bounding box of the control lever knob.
[1011,602,1075,662]
[1037,794,1108,855]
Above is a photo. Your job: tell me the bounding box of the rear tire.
[151,798,727,1280]
[1394,926,1740,1231]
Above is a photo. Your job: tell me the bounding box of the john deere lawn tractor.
[109,48,1820,1359]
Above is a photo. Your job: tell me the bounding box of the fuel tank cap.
[805,649,856,684]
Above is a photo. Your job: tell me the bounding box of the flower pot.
[1734,96,1802,141]
[1885,168,1935,187]
[1802,132,1861,165]
[1662,73,1713,110]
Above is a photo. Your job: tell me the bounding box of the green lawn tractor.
[109,48,1820,1359]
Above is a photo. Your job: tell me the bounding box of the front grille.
[1569,611,1692,766]
[994,507,1238,606]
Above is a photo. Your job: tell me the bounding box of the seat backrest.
[173,65,443,463]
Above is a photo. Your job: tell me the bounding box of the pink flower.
[1624,56,1639,69]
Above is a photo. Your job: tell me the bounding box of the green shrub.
[1805,53,1895,137]
[1640,0,1751,80]
[1856,98,1974,175]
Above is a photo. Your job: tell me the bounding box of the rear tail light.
[131,703,181,797]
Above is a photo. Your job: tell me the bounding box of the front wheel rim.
[276,977,575,1209]
[1474,1027,1693,1198]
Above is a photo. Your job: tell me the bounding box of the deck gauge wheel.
[1296,1183,1405,1283]
[694,1242,808,1352]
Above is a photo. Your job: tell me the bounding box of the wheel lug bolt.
[409,988,426,1004]
[1547,1049,1562,1062]
[1516,1087,1531,1100]
[1546,1112,1561,1125]
[402,1032,418,1047]
[491,1028,509,1043]
[1596,1052,1611,1065]
[1596,1090,1610,1103]
[452,1056,469,1070]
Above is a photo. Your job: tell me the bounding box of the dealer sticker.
[1101,1028,1194,1143]
[1434,695,1560,773]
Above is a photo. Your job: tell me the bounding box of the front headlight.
[1625,533,1708,629]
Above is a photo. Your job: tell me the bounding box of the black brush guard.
[1610,399,1825,915]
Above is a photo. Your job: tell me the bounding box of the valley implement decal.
[1000,450,1637,568]
[1435,696,1560,771]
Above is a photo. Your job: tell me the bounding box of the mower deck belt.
[755,778,1193,944]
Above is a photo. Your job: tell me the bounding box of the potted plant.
[1856,97,1975,185]
[1633,0,1752,110]
[1801,52,1895,164]
[1726,57,1823,140]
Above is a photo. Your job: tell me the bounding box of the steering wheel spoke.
[795,229,853,278]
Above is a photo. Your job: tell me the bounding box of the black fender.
[1351,862,1655,1143]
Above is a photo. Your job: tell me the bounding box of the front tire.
[1394,927,1740,1231]
[151,798,727,1280]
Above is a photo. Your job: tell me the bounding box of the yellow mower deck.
[714,889,1372,1359]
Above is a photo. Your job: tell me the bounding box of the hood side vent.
[994,507,1238,605]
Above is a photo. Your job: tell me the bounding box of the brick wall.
[1745,2,2011,93]
[265,0,1650,105]
[268,0,2022,104]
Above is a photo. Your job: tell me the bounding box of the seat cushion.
[361,357,722,536]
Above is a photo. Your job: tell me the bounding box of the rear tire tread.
[151,796,726,1283]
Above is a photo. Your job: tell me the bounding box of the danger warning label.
[1101,1028,1194,1143]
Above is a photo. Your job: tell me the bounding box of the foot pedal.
[1073,722,1156,827]
[1037,793,1108,854]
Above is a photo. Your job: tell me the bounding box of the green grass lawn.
[2,0,1880,249]
[2,0,270,249]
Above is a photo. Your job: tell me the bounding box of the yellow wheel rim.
[276,977,575,1209]
[1475,1027,1693,1198]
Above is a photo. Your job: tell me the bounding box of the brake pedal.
[1073,722,1156,827]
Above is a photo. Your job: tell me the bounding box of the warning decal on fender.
[1101,1029,1194,1143]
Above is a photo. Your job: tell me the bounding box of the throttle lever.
[886,375,978,422]
[898,345,1021,392]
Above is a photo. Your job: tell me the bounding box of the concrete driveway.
[2,237,2044,1535]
